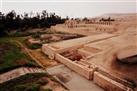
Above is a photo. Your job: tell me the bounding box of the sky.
[1,0,137,18]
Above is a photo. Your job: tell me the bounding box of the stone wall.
[93,72,133,91]
[54,53,135,91]
[42,44,57,59]
[42,44,135,91]
[55,53,93,80]
[42,44,84,59]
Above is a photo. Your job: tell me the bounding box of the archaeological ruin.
[42,14,137,91]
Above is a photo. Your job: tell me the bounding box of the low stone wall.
[42,44,57,59]
[42,44,135,91]
[42,44,84,59]
[93,72,133,91]
[55,53,93,80]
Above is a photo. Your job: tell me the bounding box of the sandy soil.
[29,49,59,67]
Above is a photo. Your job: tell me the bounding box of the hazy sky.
[1,0,137,18]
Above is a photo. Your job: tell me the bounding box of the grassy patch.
[0,38,39,73]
